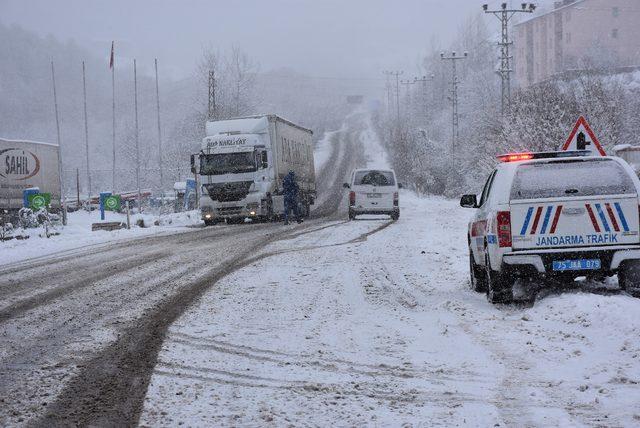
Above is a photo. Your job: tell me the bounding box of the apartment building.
[513,0,640,87]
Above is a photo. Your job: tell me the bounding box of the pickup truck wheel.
[485,254,514,304]
[618,260,640,292]
[469,249,487,293]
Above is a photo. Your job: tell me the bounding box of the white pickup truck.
[461,151,640,303]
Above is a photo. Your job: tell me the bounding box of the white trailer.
[192,114,316,224]
[0,138,61,212]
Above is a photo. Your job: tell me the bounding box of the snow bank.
[0,209,202,267]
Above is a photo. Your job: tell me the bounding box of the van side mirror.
[343,183,350,189]
[460,194,478,208]
[190,154,196,174]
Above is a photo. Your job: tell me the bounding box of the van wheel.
[485,254,514,304]
[618,260,640,292]
[469,249,487,293]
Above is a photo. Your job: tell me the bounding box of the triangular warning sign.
[561,116,606,156]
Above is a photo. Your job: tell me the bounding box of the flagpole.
[82,61,92,204]
[154,58,164,196]
[51,61,67,225]
[134,58,141,210]
[111,42,116,193]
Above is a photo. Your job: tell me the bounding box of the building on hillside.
[513,0,640,87]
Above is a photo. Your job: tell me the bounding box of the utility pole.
[483,2,536,114]
[133,59,141,210]
[154,58,164,195]
[82,61,92,203]
[208,70,216,121]
[412,74,435,124]
[383,71,403,125]
[400,79,416,120]
[441,51,467,165]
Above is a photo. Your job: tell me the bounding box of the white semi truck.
[1,138,61,213]
[191,115,316,225]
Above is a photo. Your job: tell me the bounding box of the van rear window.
[511,159,636,200]
[353,170,396,186]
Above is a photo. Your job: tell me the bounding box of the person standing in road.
[283,170,302,225]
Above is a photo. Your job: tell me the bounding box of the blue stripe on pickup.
[614,202,630,232]
[520,207,534,236]
[540,206,553,234]
[595,203,610,232]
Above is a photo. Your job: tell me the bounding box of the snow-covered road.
[140,192,640,427]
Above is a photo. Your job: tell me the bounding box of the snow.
[205,116,269,136]
[0,209,202,267]
[313,129,339,173]
[139,191,640,427]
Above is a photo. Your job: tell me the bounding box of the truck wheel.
[469,249,487,293]
[618,260,640,292]
[348,209,356,220]
[204,219,216,226]
[485,254,514,304]
[390,211,399,221]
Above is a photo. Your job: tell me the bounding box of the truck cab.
[461,151,640,303]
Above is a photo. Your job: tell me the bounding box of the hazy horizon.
[0,0,499,80]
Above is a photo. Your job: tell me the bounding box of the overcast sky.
[0,0,548,81]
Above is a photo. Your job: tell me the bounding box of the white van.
[344,169,400,220]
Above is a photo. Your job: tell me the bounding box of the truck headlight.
[205,214,212,219]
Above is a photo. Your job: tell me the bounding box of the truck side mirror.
[398,183,404,189]
[343,183,350,189]
[190,154,196,174]
[460,194,478,208]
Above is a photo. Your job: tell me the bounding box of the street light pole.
[482,2,536,114]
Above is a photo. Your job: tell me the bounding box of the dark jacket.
[283,171,299,201]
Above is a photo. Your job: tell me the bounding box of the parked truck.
[191,115,316,225]
[1,138,61,214]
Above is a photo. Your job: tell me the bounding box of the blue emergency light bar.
[497,150,591,162]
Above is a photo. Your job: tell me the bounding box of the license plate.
[367,193,382,198]
[552,259,601,271]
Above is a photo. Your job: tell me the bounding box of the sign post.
[99,192,111,221]
[561,116,606,156]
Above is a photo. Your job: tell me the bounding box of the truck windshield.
[511,159,636,200]
[200,152,256,175]
[353,170,395,186]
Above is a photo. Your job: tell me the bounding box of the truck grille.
[217,206,243,215]
[204,181,252,202]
